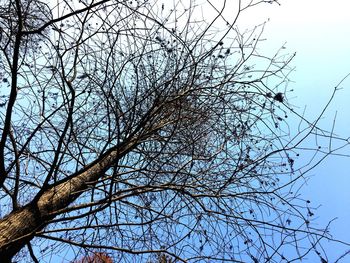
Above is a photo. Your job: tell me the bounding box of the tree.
[74,252,113,263]
[0,0,348,262]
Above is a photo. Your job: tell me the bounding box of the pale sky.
[9,1,349,262]
[37,1,350,262]
[246,0,350,261]
[189,0,350,260]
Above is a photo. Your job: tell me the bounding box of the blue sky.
[58,1,350,261]
[4,1,349,262]
[176,0,350,260]
[57,1,350,261]
[247,0,350,261]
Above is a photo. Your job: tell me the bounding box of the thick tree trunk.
[0,139,137,260]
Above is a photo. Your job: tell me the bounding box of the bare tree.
[0,0,348,262]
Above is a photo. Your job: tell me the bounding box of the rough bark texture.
[0,139,137,260]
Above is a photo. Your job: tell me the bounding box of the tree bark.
[0,139,138,260]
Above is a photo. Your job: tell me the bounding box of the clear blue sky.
[9,1,349,262]
[244,0,350,261]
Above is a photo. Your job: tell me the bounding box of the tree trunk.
[0,139,138,260]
